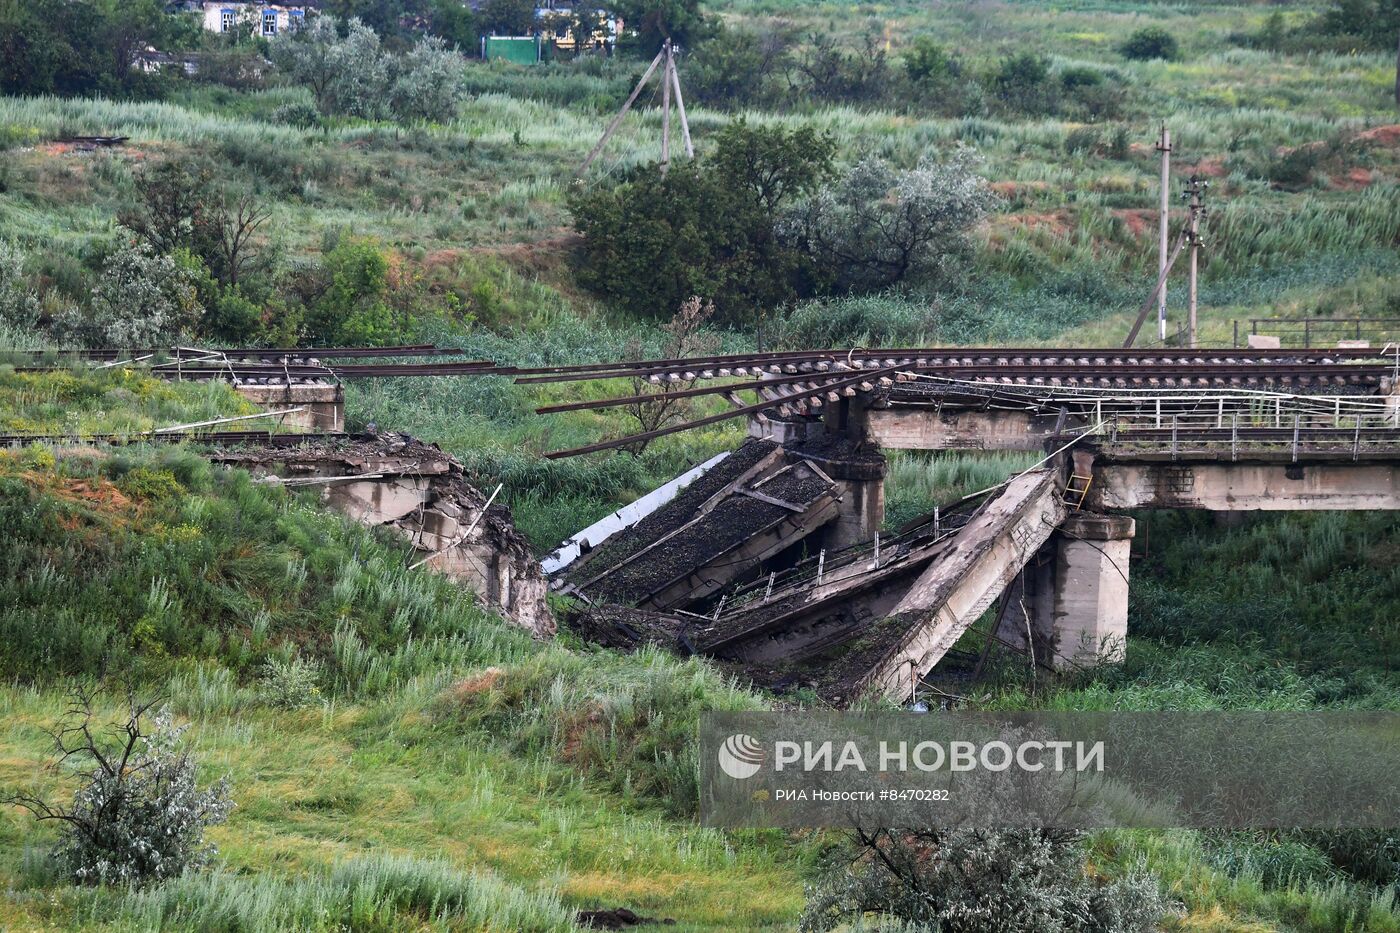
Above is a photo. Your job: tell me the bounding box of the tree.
[480,0,536,37]
[0,0,193,99]
[428,0,478,49]
[780,151,996,294]
[684,24,793,107]
[272,16,465,122]
[620,296,720,452]
[797,32,891,104]
[991,51,1058,114]
[568,121,835,324]
[270,15,343,114]
[1118,26,1180,61]
[4,685,232,886]
[70,231,204,347]
[389,35,467,123]
[611,0,708,55]
[120,161,270,287]
[801,825,1176,933]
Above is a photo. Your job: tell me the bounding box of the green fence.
[481,36,540,65]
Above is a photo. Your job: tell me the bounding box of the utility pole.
[660,39,672,175]
[1156,124,1172,341]
[1183,175,1208,349]
[576,38,695,178]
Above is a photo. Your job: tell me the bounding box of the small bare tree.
[216,195,271,288]
[620,296,720,454]
[4,684,233,886]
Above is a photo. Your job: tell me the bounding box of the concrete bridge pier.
[998,513,1134,671]
[235,383,345,432]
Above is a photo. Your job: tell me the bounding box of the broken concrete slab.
[211,432,553,636]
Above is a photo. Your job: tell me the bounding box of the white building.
[179,2,319,38]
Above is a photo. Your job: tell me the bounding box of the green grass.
[0,443,802,931]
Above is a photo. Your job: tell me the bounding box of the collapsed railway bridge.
[14,343,1400,705]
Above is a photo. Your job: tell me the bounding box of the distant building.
[168,2,321,38]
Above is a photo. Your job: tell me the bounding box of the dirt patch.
[1178,158,1227,179]
[1331,167,1374,190]
[988,180,1051,198]
[577,907,675,929]
[1113,208,1157,239]
[448,667,505,699]
[1354,124,1400,148]
[994,211,1072,238]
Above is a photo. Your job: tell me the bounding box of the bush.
[990,52,1059,114]
[258,654,324,709]
[801,827,1178,933]
[0,240,41,331]
[568,120,835,324]
[59,232,203,348]
[6,688,233,886]
[1119,27,1179,61]
[780,150,996,295]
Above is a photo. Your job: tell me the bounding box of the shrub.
[780,149,996,294]
[990,52,1059,114]
[60,232,203,348]
[5,688,233,886]
[568,120,835,324]
[258,654,324,709]
[1119,27,1179,61]
[800,827,1178,933]
[0,240,40,331]
[271,16,466,123]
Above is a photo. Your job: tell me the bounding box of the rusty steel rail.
[0,430,348,448]
[8,344,481,361]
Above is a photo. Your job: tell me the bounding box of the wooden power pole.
[1156,124,1172,341]
[576,38,694,178]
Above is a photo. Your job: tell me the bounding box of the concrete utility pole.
[1184,175,1208,349]
[1156,124,1172,341]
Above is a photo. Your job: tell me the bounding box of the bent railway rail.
[9,343,1399,457]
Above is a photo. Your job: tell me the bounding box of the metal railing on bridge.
[1234,318,1400,349]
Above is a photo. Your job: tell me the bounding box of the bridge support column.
[235,383,344,432]
[999,513,1133,670]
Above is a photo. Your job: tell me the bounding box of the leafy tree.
[1119,26,1180,61]
[428,0,478,48]
[903,36,954,85]
[4,686,233,886]
[801,826,1176,933]
[306,236,402,345]
[990,51,1059,114]
[611,0,709,55]
[780,150,996,294]
[0,0,193,98]
[568,121,834,324]
[272,16,464,121]
[684,24,793,107]
[390,35,467,122]
[68,232,204,347]
[480,0,536,37]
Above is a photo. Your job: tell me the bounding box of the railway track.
[0,430,348,448]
